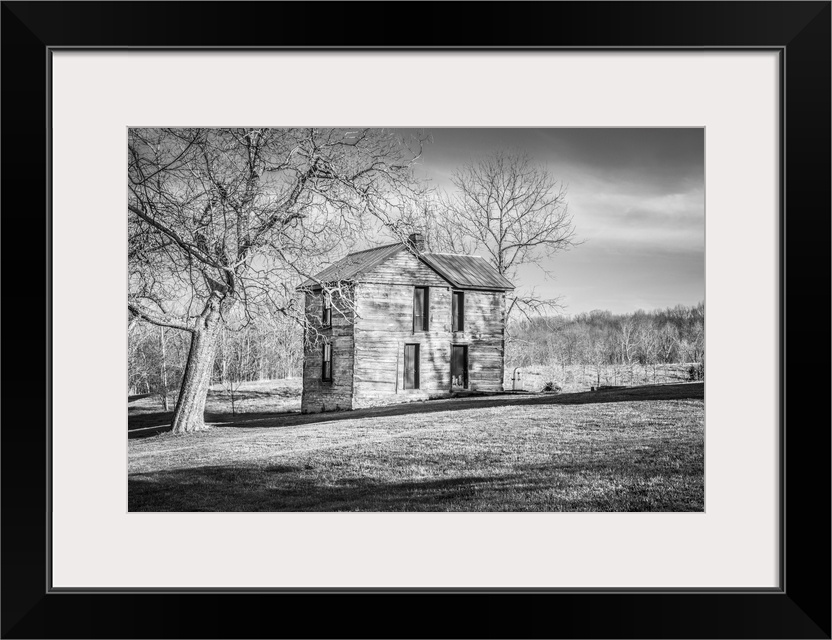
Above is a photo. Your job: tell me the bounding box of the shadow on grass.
[129,382,704,440]
[129,457,703,512]
[128,411,175,435]
[129,467,494,511]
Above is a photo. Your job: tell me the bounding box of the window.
[452,291,464,332]
[322,342,332,381]
[451,344,468,389]
[403,343,420,389]
[413,286,429,332]
[322,291,332,327]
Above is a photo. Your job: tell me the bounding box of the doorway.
[451,344,468,390]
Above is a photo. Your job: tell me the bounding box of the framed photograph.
[3,2,829,638]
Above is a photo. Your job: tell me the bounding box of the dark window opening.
[413,287,429,332]
[452,291,465,332]
[322,291,332,327]
[322,342,332,381]
[404,343,420,389]
[451,344,468,389]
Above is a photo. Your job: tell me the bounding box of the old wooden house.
[298,234,515,413]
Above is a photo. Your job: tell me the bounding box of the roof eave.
[295,278,358,292]
[451,285,515,292]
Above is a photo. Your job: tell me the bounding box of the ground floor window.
[451,344,468,389]
[403,343,420,389]
[322,342,332,381]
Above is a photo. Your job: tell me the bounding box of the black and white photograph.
[2,0,823,633]
[128,127,704,512]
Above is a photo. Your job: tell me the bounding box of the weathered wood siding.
[458,289,507,392]
[352,282,451,407]
[360,249,449,288]
[351,250,507,408]
[300,287,355,413]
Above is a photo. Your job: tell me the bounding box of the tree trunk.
[170,302,223,434]
[159,325,169,412]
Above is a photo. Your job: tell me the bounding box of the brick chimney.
[407,232,425,252]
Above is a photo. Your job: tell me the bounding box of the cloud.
[536,127,704,195]
[404,128,705,314]
[567,178,704,253]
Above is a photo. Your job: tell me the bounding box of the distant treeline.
[506,302,705,380]
[129,319,303,399]
[129,301,704,400]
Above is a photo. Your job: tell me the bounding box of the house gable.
[298,243,403,290]
[358,248,452,288]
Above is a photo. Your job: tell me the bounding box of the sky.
[410,128,704,316]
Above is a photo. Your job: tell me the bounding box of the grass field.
[129,378,302,418]
[128,381,704,512]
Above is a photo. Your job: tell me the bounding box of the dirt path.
[130,383,703,437]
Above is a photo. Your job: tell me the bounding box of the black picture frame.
[2,2,829,638]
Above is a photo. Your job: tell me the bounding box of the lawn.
[128,382,704,512]
[128,378,302,432]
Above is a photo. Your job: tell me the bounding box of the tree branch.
[128,204,223,270]
[128,301,194,332]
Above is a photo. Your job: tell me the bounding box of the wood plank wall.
[300,287,355,413]
[352,251,506,409]
[460,289,507,393]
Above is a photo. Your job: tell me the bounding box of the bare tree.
[217,325,256,415]
[425,150,577,321]
[640,323,660,383]
[657,323,679,365]
[129,128,426,434]
[617,318,640,385]
[587,329,607,388]
[158,325,170,410]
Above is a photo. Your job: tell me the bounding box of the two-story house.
[298,234,515,413]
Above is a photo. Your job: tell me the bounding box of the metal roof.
[421,253,515,290]
[299,243,515,291]
[298,243,402,288]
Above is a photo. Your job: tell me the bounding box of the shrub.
[687,363,704,381]
[542,381,562,393]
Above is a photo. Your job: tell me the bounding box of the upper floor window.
[452,291,465,332]
[413,287,429,332]
[322,291,332,327]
